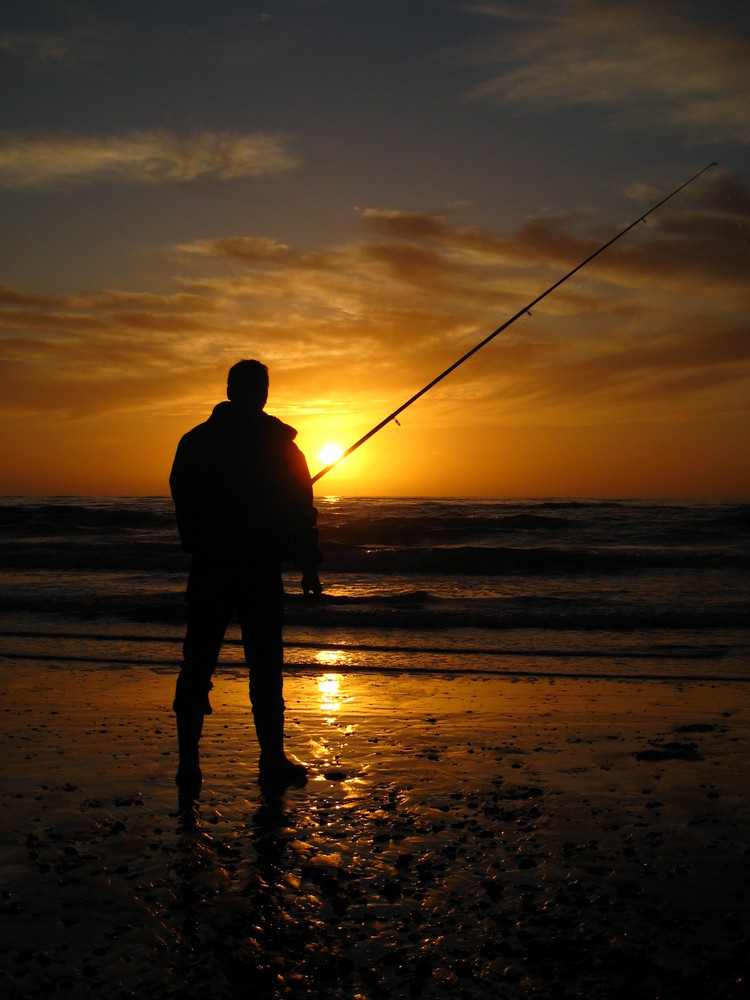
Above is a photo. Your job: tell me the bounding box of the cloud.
[0,1,113,67]
[361,210,452,241]
[0,130,299,190]
[0,31,74,63]
[2,171,748,430]
[470,1,750,143]
[176,173,748,347]
[526,323,750,415]
[180,237,294,265]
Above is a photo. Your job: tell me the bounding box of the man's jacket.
[169,401,318,569]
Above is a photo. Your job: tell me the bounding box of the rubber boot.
[255,706,307,790]
[175,710,204,804]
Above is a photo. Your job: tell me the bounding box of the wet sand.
[1,662,748,999]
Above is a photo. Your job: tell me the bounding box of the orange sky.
[1,2,749,498]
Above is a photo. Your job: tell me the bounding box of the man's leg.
[174,555,232,801]
[236,565,307,789]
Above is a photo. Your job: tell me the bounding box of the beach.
[2,661,748,999]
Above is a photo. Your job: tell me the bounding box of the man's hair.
[227,359,269,409]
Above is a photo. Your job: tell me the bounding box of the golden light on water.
[315,649,353,670]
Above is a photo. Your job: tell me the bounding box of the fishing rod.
[311,161,718,484]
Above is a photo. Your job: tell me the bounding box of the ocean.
[0,496,748,682]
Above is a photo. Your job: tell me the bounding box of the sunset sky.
[2,0,749,498]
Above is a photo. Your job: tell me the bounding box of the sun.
[318,442,344,466]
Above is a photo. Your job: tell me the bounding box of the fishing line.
[312,162,718,484]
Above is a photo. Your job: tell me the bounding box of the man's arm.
[169,435,197,552]
[169,430,215,554]
[286,441,323,599]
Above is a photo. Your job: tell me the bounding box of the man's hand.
[301,571,322,602]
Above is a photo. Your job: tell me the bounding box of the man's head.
[227,359,269,411]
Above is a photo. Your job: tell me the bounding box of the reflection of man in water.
[170,359,321,800]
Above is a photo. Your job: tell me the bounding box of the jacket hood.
[207,400,298,440]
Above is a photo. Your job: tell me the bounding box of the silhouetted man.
[170,359,321,801]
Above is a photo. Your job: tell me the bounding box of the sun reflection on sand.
[315,668,355,724]
[317,667,343,709]
[309,668,361,785]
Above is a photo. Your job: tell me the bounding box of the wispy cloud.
[0,31,75,63]
[0,0,118,66]
[0,130,299,190]
[470,1,750,142]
